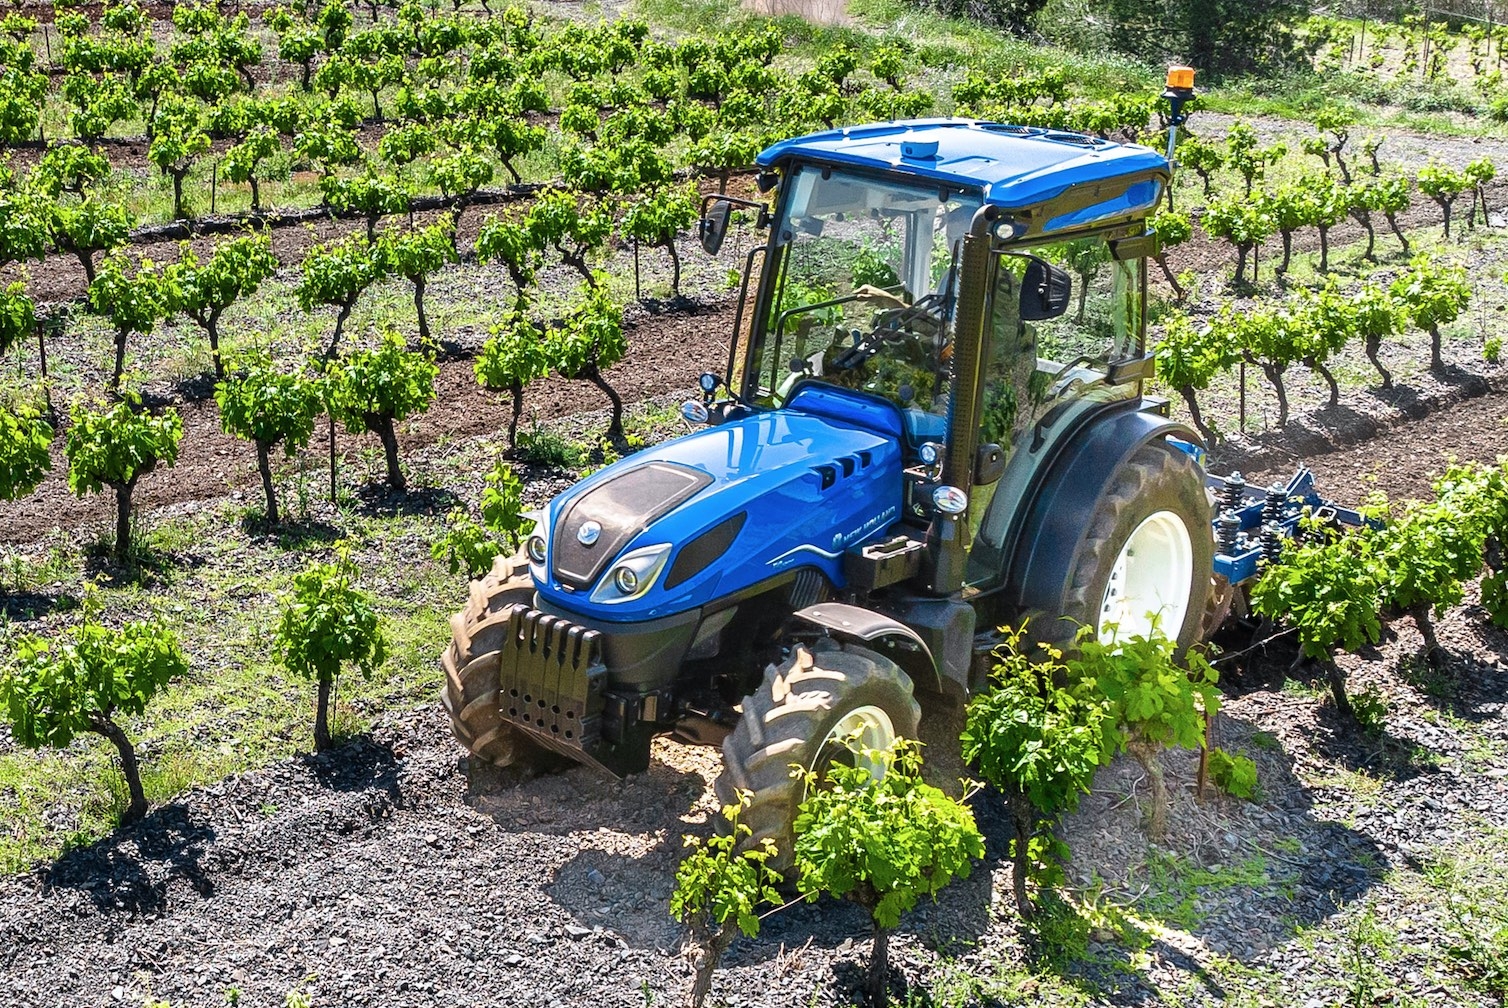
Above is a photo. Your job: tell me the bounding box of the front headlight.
[590,543,673,604]
[522,512,547,573]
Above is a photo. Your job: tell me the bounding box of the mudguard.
[790,602,942,695]
[1007,409,1203,613]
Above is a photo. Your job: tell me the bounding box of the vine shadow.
[1394,610,1508,726]
[296,734,403,795]
[1366,370,1489,419]
[1222,622,1442,782]
[170,371,220,404]
[80,541,206,587]
[350,483,459,518]
[0,588,78,622]
[40,803,217,914]
[246,516,343,550]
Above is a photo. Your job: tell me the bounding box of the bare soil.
[0,298,732,546]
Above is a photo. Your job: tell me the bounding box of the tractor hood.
[530,386,906,622]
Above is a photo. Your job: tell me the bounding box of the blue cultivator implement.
[1208,468,1371,588]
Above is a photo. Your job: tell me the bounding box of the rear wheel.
[716,640,921,874]
[441,550,544,766]
[1030,440,1213,654]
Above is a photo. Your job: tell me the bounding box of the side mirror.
[1020,258,1072,321]
[974,442,1006,485]
[700,200,732,255]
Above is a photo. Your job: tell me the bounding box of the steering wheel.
[872,292,948,344]
[830,327,883,372]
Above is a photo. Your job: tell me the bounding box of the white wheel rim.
[1099,510,1194,643]
[816,704,896,780]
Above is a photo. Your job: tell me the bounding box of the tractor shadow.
[529,705,1000,972]
[39,803,217,914]
[1037,706,1388,1004]
[466,740,715,954]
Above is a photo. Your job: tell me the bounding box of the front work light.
[932,485,968,515]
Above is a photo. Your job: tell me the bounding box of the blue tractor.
[444,115,1250,866]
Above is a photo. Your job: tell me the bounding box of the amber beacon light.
[1166,65,1196,92]
[1160,65,1198,206]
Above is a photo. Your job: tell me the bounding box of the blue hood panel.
[533,401,905,622]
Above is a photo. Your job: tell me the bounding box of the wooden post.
[328,414,337,502]
[1421,4,1431,80]
[210,160,218,214]
[1195,711,1214,801]
[1239,360,1247,431]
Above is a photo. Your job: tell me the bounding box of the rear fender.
[1009,411,1204,612]
[789,602,942,695]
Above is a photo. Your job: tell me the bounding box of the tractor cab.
[706,121,1172,609]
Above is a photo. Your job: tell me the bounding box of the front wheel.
[1029,440,1213,655]
[716,640,921,874]
[441,550,545,767]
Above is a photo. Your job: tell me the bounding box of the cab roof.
[756,119,1169,217]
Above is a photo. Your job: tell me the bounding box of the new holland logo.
[577,521,602,546]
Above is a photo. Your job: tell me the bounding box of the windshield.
[743,166,984,432]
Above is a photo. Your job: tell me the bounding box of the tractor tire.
[716,640,921,874]
[441,550,543,767]
[1030,440,1213,656]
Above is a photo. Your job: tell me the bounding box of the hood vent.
[665,512,748,591]
[811,451,873,491]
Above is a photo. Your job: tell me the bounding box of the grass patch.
[1131,850,1271,932]
[514,424,590,469]
[1307,766,1386,804]
[907,956,1097,1007]
[1420,824,1508,1000]
[0,497,464,872]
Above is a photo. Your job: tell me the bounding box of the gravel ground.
[3,380,1507,1008]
